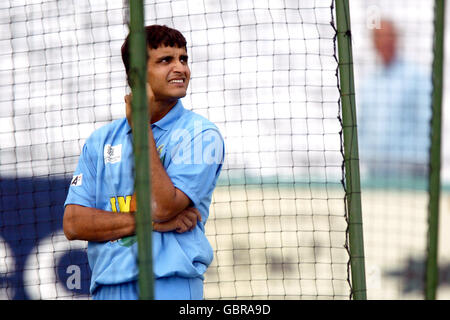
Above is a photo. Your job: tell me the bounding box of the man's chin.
[171,91,187,99]
[153,88,187,99]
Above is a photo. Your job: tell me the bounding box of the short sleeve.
[64,139,98,208]
[166,127,224,210]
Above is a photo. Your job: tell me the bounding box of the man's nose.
[172,59,186,73]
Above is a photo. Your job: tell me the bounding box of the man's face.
[373,21,397,66]
[146,45,190,103]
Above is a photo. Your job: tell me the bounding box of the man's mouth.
[169,79,184,84]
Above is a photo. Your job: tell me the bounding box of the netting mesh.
[156,0,349,299]
[0,0,128,299]
[351,0,439,300]
[0,0,385,300]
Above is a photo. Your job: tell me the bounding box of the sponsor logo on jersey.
[70,174,83,187]
[110,195,133,213]
[110,195,136,247]
[157,144,166,164]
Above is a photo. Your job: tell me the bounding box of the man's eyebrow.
[154,53,188,62]
[156,55,173,62]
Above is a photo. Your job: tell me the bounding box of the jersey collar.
[151,99,184,131]
[126,99,184,134]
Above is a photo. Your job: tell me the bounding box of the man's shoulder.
[86,118,129,146]
[178,109,221,134]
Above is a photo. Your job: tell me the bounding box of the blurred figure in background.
[357,19,431,182]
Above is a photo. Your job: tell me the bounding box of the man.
[63,25,225,300]
[357,19,431,179]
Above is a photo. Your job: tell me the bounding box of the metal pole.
[425,0,445,301]
[128,0,154,300]
[335,0,367,300]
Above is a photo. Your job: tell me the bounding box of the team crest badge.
[104,144,122,164]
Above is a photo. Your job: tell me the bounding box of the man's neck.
[381,55,397,70]
[150,99,178,123]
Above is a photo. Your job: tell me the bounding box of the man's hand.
[146,82,155,107]
[125,93,133,128]
[153,206,202,233]
[125,82,156,128]
[130,193,201,233]
[172,207,202,233]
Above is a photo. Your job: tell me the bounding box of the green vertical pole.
[128,0,154,300]
[335,0,367,300]
[425,0,445,301]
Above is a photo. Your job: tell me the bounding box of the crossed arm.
[63,121,200,242]
[63,204,201,242]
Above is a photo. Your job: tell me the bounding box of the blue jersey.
[64,100,225,294]
[357,59,431,177]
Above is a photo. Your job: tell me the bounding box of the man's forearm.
[63,204,136,242]
[63,202,199,242]
[148,128,190,222]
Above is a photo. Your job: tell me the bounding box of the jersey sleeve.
[166,127,224,213]
[64,137,98,208]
